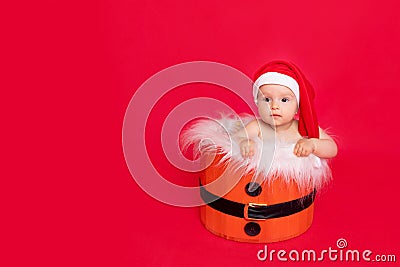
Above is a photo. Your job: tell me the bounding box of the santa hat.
[253,60,319,138]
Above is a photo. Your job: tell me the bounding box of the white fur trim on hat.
[253,72,300,105]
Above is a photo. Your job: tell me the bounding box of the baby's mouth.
[271,114,282,117]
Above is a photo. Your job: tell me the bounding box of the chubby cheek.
[258,105,273,124]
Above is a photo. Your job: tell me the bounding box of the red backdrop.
[2,0,400,266]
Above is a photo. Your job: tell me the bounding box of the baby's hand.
[294,138,316,157]
[240,139,255,158]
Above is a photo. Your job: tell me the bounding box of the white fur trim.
[181,114,331,191]
[253,72,300,106]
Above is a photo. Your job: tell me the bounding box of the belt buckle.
[244,202,268,221]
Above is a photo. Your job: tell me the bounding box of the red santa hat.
[253,60,319,138]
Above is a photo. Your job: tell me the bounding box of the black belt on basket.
[200,182,316,220]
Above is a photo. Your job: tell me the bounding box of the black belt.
[200,182,316,220]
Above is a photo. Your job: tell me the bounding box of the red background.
[2,0,400,266]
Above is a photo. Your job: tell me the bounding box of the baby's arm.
[233,120,261,158]
[293,128,338,159]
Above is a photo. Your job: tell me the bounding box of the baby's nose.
[270,101,279,109]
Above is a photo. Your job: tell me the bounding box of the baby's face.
[256,84,298,128]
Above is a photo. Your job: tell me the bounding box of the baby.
[181,60,336,243]
[235,61,337,160]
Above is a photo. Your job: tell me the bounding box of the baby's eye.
[281,98,289,103]
[264,97,271,102]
